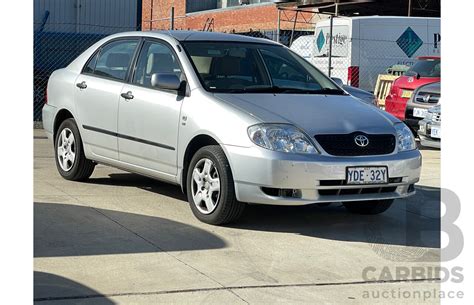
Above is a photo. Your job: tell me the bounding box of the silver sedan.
[42,31,421,224]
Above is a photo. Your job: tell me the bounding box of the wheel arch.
[53,108,74,141]
[181,134,228,194]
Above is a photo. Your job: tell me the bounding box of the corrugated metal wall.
[34,0,141,121]
[34,0,139,34]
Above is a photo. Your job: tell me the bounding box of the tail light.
[347,66,359,88]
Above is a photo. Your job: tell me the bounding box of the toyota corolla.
[42,31,421,224]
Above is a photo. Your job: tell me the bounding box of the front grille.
[318,178,402,196]
[314,133,396,156]
[415,92,440,104]
[318,187,397,196]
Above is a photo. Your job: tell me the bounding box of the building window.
[186,0,273,14]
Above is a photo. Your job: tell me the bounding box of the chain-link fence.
[33,12,440,121]
[32,27,310,122]
[34,24,140,122]
[236,24,440,109]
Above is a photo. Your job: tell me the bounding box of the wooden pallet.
[374,74,399,109]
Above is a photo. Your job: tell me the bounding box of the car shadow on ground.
[34,271,115,304]
[87,173,187,201]
[231,185,440,259]
[34,202,226,258]
[83,172,439,256]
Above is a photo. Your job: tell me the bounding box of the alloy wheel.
[191,158,221,214]
[57,128,76,172]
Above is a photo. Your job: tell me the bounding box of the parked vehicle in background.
[42,31,421,225]
[404,82,440,133]
[290,39,378,107]
[385,56,440,120]
[331,77,377,106]
[290,35,315,61]
[310,16,440,91]
[418,104,441,149]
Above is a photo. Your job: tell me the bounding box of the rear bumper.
[223,145,422,206]
[41,104,57,142]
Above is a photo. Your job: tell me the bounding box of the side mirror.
[151,73,182,91]
[331,77,344,86]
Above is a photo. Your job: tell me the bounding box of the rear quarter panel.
[47,69,80,127]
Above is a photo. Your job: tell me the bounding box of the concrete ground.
[34,129,441,304]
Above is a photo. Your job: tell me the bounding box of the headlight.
[248,124,318,154]
[394,123,416,152]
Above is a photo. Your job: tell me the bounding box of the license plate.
[431,126,441,138]
[346,167,388,185]
[413,107,428,118]
[401,90,413,99]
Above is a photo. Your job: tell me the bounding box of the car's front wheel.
[186,145,245,225]
[54,118,95,181]
[343,199,394,215]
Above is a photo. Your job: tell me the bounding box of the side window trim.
[81,48,101,75]
[80,37,140,83]
[128,38,187,94]
[127,38,146,84]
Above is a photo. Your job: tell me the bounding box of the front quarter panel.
[177,89,260,172]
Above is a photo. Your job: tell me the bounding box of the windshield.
[182,41,344,94]
[406,59,441,78]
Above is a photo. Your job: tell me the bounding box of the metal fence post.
[170,6,175,30]
[328,14,333,77]
[277,9,281,43]
[289,11,298,46]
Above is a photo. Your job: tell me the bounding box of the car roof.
[114,30,280,45]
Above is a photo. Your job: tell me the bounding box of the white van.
[308,16,440,91]
[289,35,316,61]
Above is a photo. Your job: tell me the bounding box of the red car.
[385,57,440,121]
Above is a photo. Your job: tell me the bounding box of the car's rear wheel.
[343,199,394,215]
[186,145,245,225]
[54,118,95,181]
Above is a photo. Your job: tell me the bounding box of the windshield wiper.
[211,87,273,93]
[212,86,345,95]
[309,88,346,95]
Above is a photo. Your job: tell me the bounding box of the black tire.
[186,145,245,225]
[343,199,394,215]
[54,118,95,181]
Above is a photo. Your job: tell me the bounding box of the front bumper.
[223,145,421,205]
[418,120,441,149]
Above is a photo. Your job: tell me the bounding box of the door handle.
[121,91,134,100]
[76,81,87,89]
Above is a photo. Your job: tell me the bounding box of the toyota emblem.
[354,135,369,147]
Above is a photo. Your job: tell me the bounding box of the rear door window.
[92,39,139,81]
